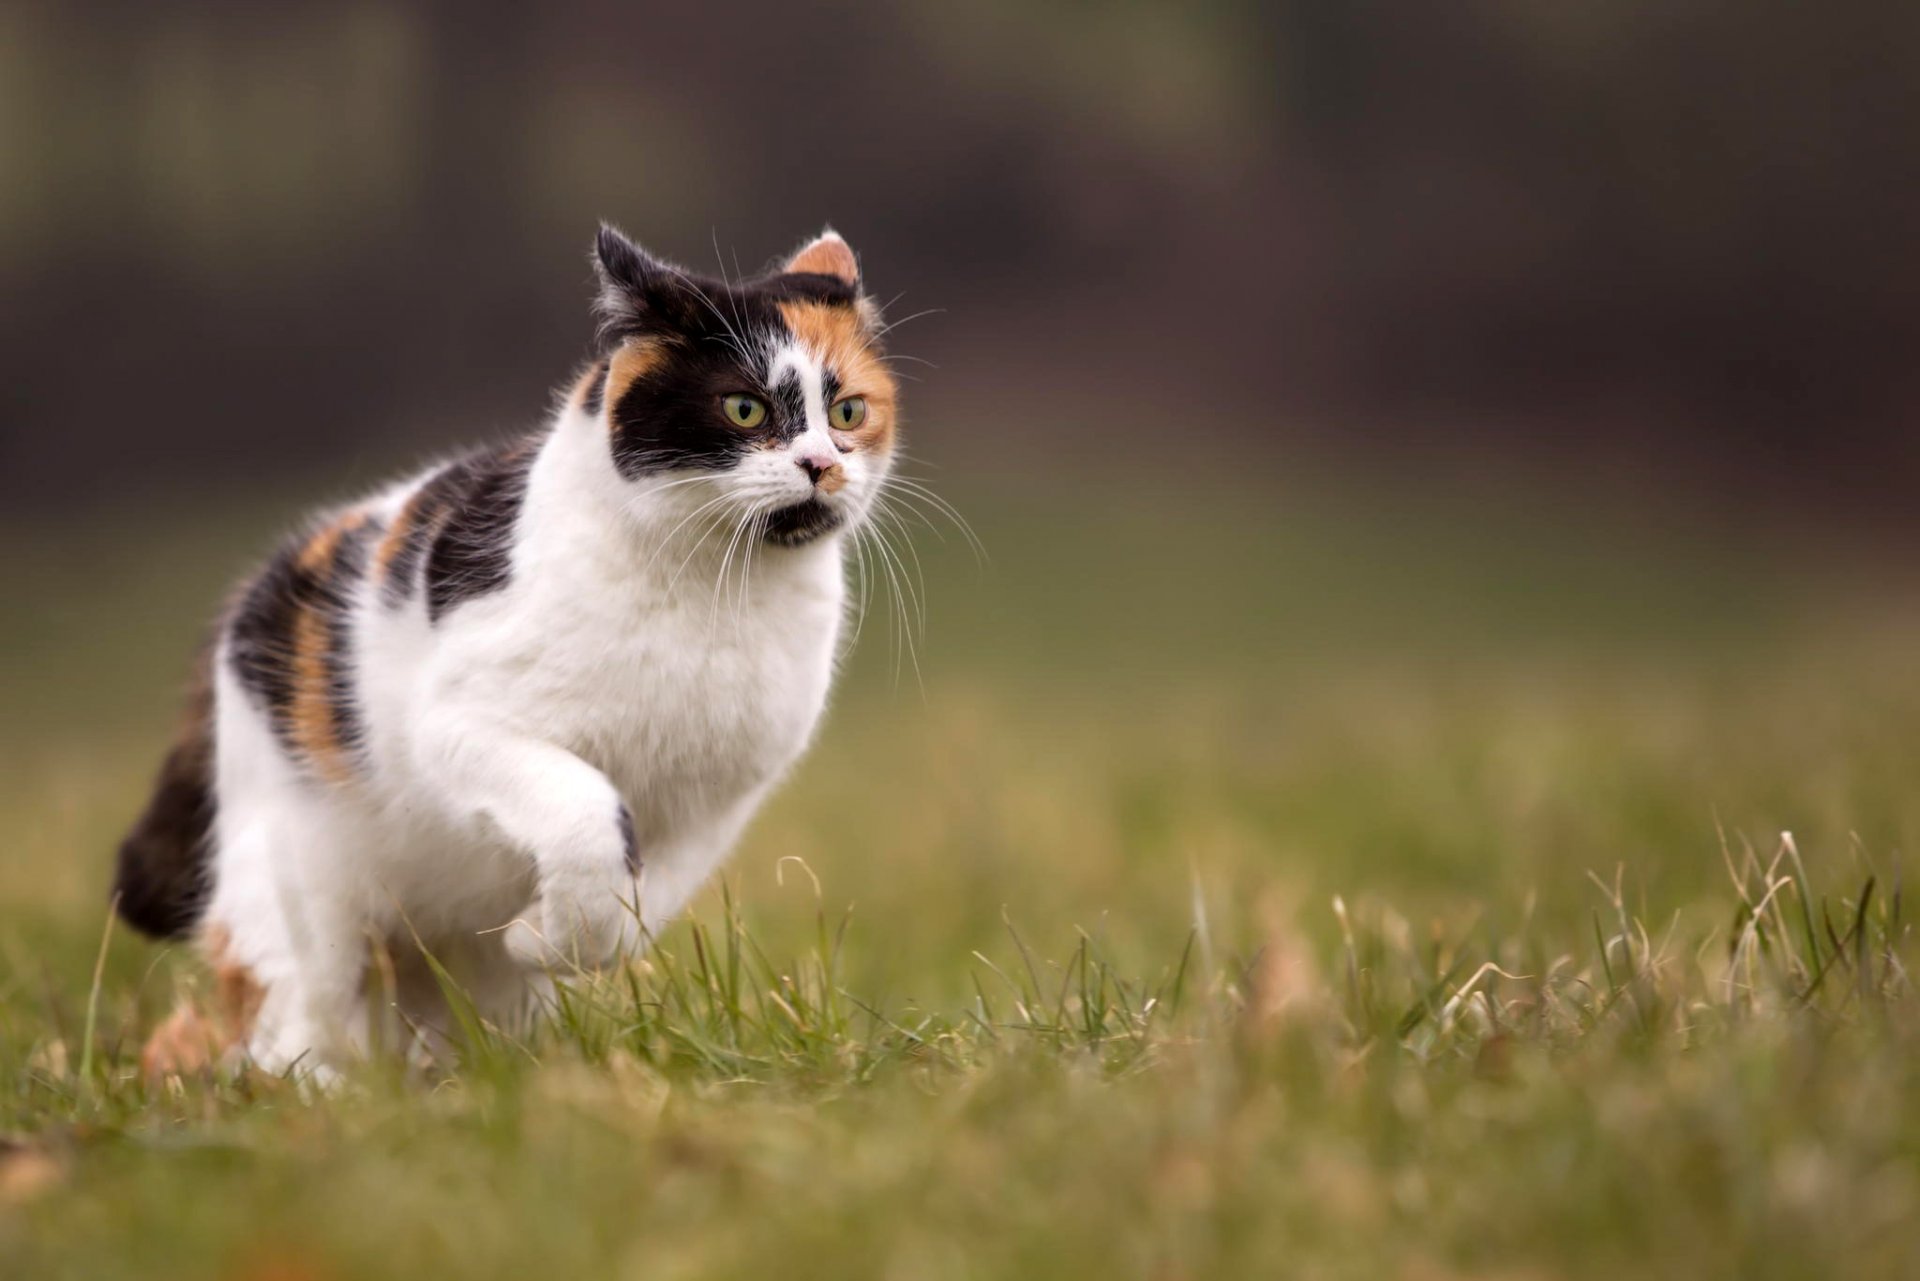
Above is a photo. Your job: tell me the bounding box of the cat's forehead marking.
[775,299,865,375]
[766,339,827,433]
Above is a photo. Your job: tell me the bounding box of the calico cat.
[116,225,903,1078]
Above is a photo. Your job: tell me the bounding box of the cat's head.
[584,224,900,547]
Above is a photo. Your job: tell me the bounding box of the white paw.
[510,874,643,971]
[249,1026,348,1089]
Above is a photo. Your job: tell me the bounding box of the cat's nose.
[796,454,842,489]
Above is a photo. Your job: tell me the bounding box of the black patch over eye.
[600,263,846,477]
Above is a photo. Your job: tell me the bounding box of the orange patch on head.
[602,337,667,424]
[776,300,900,453]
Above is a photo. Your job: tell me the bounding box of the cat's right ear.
[593,223,672,343]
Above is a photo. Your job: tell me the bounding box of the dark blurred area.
[2,1,1917,526]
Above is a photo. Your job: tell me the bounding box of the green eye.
[722,394,768,428]
[830,396,868,430]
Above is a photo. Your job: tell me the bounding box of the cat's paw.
[512,871,642,971]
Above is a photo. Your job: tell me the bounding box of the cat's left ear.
[784,229,861,286]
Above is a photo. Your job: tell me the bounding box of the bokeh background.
[4,1,1920,975]
[7,1,1920,516]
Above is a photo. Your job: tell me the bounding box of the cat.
[115,225,904,1079]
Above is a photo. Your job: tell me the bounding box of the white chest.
[433,551,845,830]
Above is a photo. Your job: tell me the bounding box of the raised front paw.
[509,809,643,969]
[510,879,642,970]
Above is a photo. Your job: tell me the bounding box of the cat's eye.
[722,394,768,429]
[830,397,868,430]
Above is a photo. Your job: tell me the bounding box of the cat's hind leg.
[194,665,377,1081]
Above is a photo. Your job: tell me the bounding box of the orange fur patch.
[374,484,439,583]
[373,505,416,580]
[140,1005,222,1079]
[140,926,267,1080]
[289,606,345,780]
[572,361,603,404]
[290,512,368,782]
[603,338,666,423]
[294,518,349,574]
[776,301,899,454]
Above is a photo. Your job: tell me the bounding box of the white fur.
[201,337,889,1074]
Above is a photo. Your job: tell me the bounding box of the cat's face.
[589,225,900,547]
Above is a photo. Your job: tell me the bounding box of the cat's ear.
[592,223,674,342]
[595,223,666,293]
[784,228,860,286]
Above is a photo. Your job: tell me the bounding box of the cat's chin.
[763,497,844,547]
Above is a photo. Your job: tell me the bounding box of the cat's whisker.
[872,481,950,546]
[676,273,756,368]
[725,504,767,638]
[861,516,926,698]
[881,476,987,565]
[735,509,769,637]
[868,307,945,342]
[871,500,929,632]
[664,503,738,596]
[710,232,760,371]
[645,492,737,576]
[845,524,874,652]
[708,501,762,635]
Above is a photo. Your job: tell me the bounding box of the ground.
[2,467,1916,1279]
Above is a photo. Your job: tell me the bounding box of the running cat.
[116,225,902,1077]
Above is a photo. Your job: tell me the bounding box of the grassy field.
[2,468,1917,1279]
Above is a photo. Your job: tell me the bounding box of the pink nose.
[796,454,841,487]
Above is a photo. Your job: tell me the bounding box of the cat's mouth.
[762,497,843,546]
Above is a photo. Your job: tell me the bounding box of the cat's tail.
[113,644,217,939]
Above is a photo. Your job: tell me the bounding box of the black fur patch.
[324,526,372,755]
[763,497,843,546]
[424,438,541,623]
[608,345,759,479]
[617,801,638,872]
[227,546,304,728]
[382,461,476,607]
[113,646,216,938]
[226,515,378,764]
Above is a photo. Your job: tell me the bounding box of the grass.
[2,466,1919,1279]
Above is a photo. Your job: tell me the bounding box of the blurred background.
[5,1,1919,517]
[5,1,1920,978]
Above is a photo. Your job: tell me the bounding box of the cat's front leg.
[415,716,641,969]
